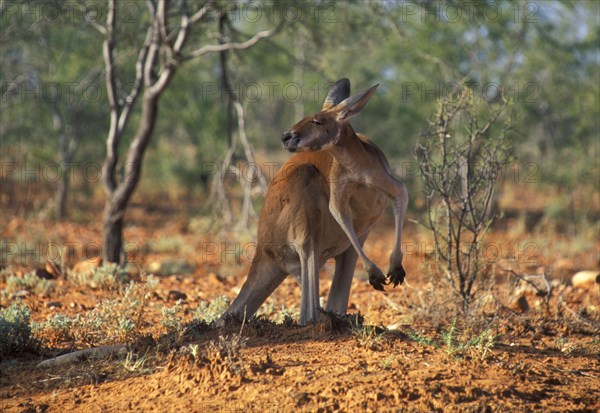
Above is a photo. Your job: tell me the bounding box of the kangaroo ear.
[333,84,379,121]
[322,78,351,111]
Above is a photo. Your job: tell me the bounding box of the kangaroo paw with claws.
[387,265,406,287]
[368,266,387,291]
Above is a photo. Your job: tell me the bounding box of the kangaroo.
[220,78,408,325]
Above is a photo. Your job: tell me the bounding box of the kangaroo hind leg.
[220,249,286,323]
[326,234,365,315]
[298,241,321,325]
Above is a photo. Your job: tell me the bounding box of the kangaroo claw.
[387,265,406,287]
[368,266,387,291]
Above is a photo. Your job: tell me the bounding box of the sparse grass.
[441,320,497,360]
[121,351,153,374]
[205,334,248,377]
[468,329,497,360]
[5,271,54,296]
[380,355,394,370]
[0,304,38,358]
[177,334,248,384]
[407,330,438,347]
[553,337,577,355]
[349,313,387,350]
[408,320,497,361]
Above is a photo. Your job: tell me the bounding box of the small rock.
[572,271,600,288]
[46,301,62,309]
[35,268,54,280]
[207,272,225,285]
[45,260,61,278]
[148,261,162,274]
[513,295,530,313]
[168,290,187,301]
[12,290,29,298]
[290,391,310,407]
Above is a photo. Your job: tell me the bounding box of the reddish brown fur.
[221,80,408,325]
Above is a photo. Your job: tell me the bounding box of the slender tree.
[96,0,281,263]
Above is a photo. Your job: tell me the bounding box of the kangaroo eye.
[311,119,323,125]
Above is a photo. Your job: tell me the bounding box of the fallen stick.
[37,344,128,368]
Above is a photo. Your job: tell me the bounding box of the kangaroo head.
[281,78,379,152]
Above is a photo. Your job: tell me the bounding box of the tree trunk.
[102,94,159,263]
[102,200,124,263]
[98,2,279,262]
[55,172,68,220]
[219,13,234,149]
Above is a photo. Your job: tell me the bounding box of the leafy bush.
[161,300,184,331]
[0,304,37,358]
[35,280,155,348]
[70,263,130,290]
[34,313,76,347]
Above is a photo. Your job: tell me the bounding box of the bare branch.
[416,87,512,307]
[234,101,268,195]
[102,0,118,112]
[186,23,282,59]
[157,0,169,43]
[118,25,154,135]
[38,345,128,368]
[102,0,119,194]
[77,0,107,35]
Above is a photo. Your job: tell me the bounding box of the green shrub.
[195,295,230,323]
[5,271,54,295]
[0,304,37,358]
[70,263,130,289]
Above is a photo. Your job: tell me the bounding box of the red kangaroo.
[220,78,408,325]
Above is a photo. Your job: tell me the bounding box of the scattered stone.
[168,290,187,301]
[12,290,29,298]
[148,261,162,274]
[46,301,62,309]
[45,260,61,278]
[571,271,600,288]
[290,391,310,407]
[35,268,54,280]
[513,295,530,313]
[207,272,226,285]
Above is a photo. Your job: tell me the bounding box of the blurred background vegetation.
[1,0,598,223]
